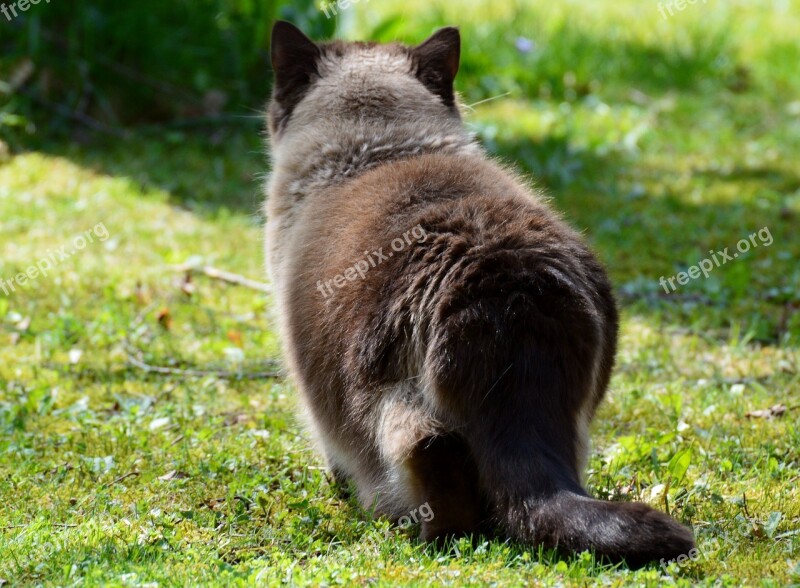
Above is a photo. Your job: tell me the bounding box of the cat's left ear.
[412,27,461,108]
[271,21,321,105]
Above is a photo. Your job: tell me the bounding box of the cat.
[264,20,695,567]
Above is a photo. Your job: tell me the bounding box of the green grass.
[2,0,800,585]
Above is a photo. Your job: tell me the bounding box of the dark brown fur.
[265,21,695,567]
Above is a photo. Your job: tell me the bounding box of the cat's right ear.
[270,21,321,105]
[412,27,461,109]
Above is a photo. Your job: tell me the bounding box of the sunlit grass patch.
[2,0,800,585]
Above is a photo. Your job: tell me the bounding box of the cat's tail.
[425,262,694,567]
[502,488,697,568]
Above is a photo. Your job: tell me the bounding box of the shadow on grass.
[484,134,799,344]
[13,20,797,341]
[25,124,267,218]
[22,118,799,343]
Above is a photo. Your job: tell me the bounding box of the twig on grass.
[124,342,282,380]
[103,472,140,488]
[173,264,271,294]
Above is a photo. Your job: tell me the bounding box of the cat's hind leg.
[377,385,484,542]
[404,433,484,542]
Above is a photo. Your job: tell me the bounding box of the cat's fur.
[264,21,695,567]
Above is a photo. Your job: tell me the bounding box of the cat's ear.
[271,21,321,105]
[412,27,461,108]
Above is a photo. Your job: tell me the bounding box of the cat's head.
[267,21,462,143]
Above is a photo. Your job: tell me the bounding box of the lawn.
[1,0,799,586]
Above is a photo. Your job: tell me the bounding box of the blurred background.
[1,1,799,584]
[0,0,334,139]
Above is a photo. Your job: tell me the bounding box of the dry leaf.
[227,330,243,347]
[16,316,31,332]
[181,273,195,297]
[159,470,190,481]
[223,413,250,427]
[134,281,149,305]
[745,404,787,419]
[203,497,225,510]
[156,308,172,330]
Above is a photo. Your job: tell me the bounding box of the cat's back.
[293,151,558,256]
[284,149,598,347]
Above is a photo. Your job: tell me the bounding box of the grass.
[1,0,800,585]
